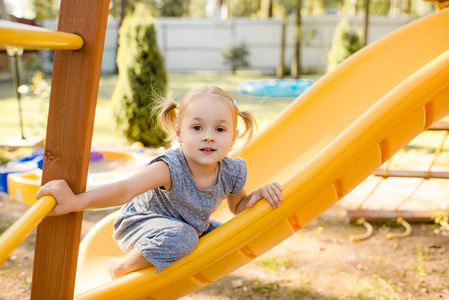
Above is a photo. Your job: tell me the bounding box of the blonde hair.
[154,86,256,153]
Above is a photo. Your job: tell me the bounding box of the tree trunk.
[261,0,273,18]
[219,0,228,20]
[276,15,287,78]
[362,0,370,46]
[349,0,357,16]
[291,0,302,79]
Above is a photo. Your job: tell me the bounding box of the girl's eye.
[193,125,201,131]
[216,127,226,132]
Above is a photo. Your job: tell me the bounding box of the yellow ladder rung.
[0,20,84,50]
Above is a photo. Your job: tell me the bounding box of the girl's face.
[176,95,238,169]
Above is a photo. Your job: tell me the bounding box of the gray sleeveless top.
[130,146,247,233]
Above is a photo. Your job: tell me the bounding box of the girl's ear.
[175,126,182,143]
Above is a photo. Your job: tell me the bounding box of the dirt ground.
[1,152,449,299]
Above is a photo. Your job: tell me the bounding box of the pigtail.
[235,109,257,154]
[152,96,178,143]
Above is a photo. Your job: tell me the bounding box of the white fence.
[156,16,410,73]
[43,16,411,74]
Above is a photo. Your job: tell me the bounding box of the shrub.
[112,6,168,147]
[222,43,250,74]
[327,19,363,71]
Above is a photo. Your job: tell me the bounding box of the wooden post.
[31,0,110,299]
[362,0,370,46]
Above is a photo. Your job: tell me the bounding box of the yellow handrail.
[0,20,83,50]
[0,195,56,266]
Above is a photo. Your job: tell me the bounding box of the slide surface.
[75,10,449,299]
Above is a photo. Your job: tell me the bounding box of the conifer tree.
[112,6,168,147]
[327,19,362,71]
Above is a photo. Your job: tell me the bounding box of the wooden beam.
[373,169,449,179]
[30,0,110,299]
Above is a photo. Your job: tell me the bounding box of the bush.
[327,19,363,71]
[222,43,250,74]
[112,7,168,147]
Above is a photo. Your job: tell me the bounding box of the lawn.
[0,70,447,159]
[0,71,322,147]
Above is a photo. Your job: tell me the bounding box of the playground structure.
[4,147,139,205]
[0,2,449,299]
[346,120,449,241]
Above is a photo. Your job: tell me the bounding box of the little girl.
[37,85,283,279]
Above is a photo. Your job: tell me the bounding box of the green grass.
[0,71,322,147]
[257,255,293,271]
[0,70,447,155]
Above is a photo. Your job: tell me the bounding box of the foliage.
[318,0,345,12]
[222,43,250,74]
[229,0,261,17]
[149,0,188,17]
[187,0,208,18]
[0,148,11,166]
[21,70,50,138]
[110,0,190,17]
[31,0,59,19]
[273,0,295,17]
[327,19,363,71]
[30,0,436,21]
[356,0,390,15]
[112,6,168,147]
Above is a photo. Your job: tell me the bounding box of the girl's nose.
[202,131,215,141]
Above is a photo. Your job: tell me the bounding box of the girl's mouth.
[200,148,216,154]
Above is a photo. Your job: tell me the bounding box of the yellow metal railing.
[0,195,55,266]
[0,20,83,50]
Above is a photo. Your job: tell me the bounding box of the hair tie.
[233,99,239,109]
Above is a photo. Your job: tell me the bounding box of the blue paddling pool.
[239,79,314,98]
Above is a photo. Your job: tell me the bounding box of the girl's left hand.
[246,182,283,209]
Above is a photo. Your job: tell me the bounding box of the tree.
[229,0,261,17]
[110,0,190,18]
[112,6,168,147]
[261,0,273,18]
[32,0,59,19]
[275,0,291,78]
[222,43,250,74]
[327,19,363,71]
[150,0,188,17]
[273,0,302,78]
[362,0,370,46]
[291,0,302,79]
[187,0,208,18]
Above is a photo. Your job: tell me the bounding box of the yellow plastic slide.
[74,10,449,299]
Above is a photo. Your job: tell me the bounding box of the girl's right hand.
[36,180,82,216]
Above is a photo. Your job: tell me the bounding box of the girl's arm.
[227,182,283,215]
[36,161,171,216]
